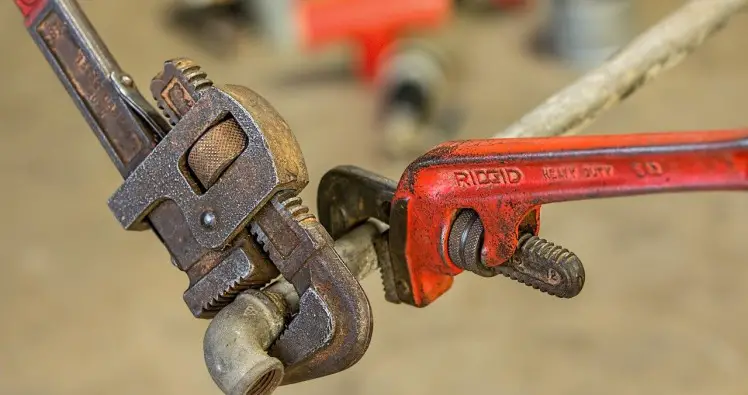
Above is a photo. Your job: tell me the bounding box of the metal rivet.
[120,74,134,87]
[201,211,217,229]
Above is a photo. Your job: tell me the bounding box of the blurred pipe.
[249,0,297,51]
[376,39,454,157]
[498,0,748,139]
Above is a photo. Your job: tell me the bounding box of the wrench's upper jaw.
[270,247,374,385]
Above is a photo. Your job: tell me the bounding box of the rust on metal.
[163,78,195,119]
[151,59,374,381]
[34,8,155,174]
[150,58,213,125]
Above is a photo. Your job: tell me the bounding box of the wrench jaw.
[108,58,373,384]
[107,77,307,317]
[250,192,374,384]
[316,164,586,307]
[317,166,403,303]
[387,142,588,306]
[271,247,374,385]
[318,166,397,239]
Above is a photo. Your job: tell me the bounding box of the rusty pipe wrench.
[15,0,372,385]
[320,130,748,307]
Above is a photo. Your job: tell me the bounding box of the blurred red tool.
[295,0,452,82]
[455,0,530,11]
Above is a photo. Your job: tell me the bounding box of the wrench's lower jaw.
[274,290,373,385]
[271,250,374,385]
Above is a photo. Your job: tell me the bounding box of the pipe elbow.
[204,289,289,395]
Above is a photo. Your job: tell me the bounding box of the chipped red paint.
[15,0,47,26]
[391,129,748,306]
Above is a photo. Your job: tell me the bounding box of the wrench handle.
[448,130,748,202]
[15,0,159,176]
[390,129,748,306]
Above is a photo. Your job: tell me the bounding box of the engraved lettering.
[469,170,478,186]
[486,170,499,183]
[454,168,524,187]
[476,170,488,184]
[455,172,470,187]
[544,164,615,181]
[582,164,614,178]
[632,161,664,177]
[542,166,578,180]
[505,168,523,183]
[38,12,146,170]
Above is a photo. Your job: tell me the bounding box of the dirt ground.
[1,1,747,394]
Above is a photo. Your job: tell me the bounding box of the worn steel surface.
[318,166,397,240]
[249,192,374,385]
[14,0,280,319]
[146,58,374,382]
[16,0,162,176]
[108,84,308,247]
[15,0,373,388]
[204,222,385,395]
[317,166,400,302]
[5,0,748,392]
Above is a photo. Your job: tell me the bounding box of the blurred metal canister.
[548,0,633,69]
[375,35,463,158]
[247,0,297,50]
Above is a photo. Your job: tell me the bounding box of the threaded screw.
[448,209,585,298]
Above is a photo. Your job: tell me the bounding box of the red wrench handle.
[390,130,748,306]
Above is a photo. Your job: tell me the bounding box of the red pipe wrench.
[390,129,748,306]
[321,130,748,307]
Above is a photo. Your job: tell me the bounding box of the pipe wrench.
[319,130,748,306]
[14,0,373,386]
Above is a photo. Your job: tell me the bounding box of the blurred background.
[1,0,747,394]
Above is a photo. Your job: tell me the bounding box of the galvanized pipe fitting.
[204,288,289,395]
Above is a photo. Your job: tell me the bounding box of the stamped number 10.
[632,161,664,177]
